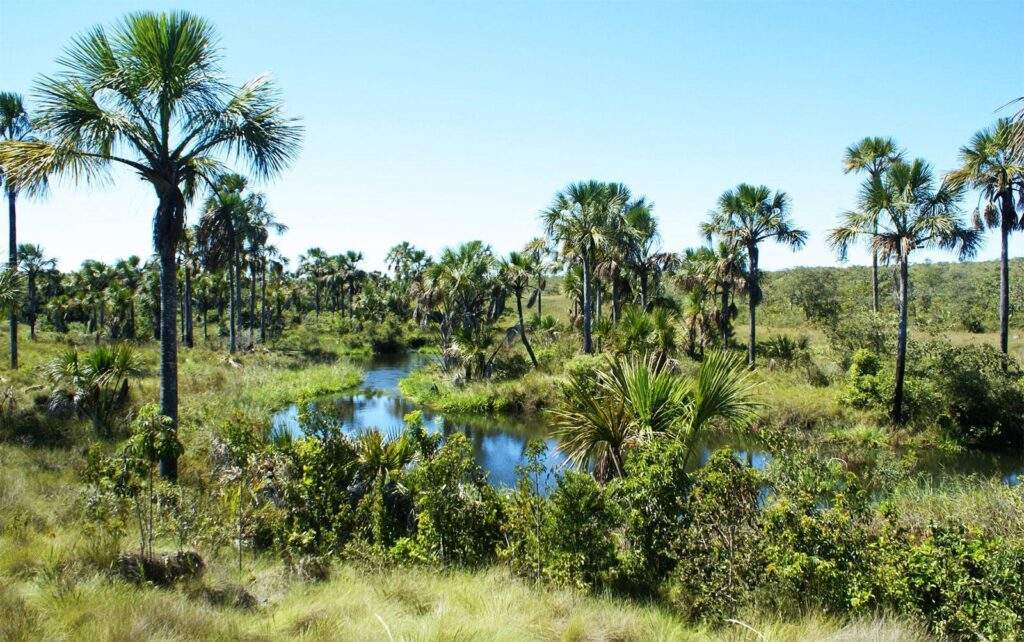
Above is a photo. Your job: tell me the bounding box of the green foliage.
[46,343,143,436]
[279,429,358,556]
[615,437,690,592]
[406,433,503,567]
[667,450,763,621]
[543,471,619,590]
[842,342,1024,444]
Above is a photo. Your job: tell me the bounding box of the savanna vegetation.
[1,9,1024,642]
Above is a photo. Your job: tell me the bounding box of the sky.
[1,0,1021,273]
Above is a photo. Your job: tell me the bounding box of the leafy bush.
[406,433,503,566]
[542,471,619,590]
[841,342,1024,445]
[666,450,763,622]
[615,437,690,592]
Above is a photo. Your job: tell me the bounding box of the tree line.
[0,10,1022,479]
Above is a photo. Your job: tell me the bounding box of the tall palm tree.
[948,119,1024,355]
[702,184,807,367]
[543,181,628,353]
[198,174,251,353]
[17,243,55,340]
[498,251,539,368]
[0,93,40,368]
[0,12,301,479]
[830,158,980,423]
[843,137,904,313]
[112,256,143,340]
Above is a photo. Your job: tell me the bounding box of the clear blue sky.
[1,0,1021,273]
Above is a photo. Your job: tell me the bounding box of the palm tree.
[554,350,759,481]
[948,119,1024,355]
[0,12,301,479]
[522,237,549,319]
[0,93,40,369]
[198,174,259,353]
[543,181,628,353]
[112,256,143,340]
[0,270,22,333]
[299,247,330,318]
[843,137,904,312]
[702,184,807,367]
[17,243,55,340]
[498,251,539,368]
[830,158,980,423]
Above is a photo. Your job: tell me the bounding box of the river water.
[270,352,1022,489]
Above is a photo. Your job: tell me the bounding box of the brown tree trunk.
[516,291,538,368]
[156,193,182,481]
[747,244,759,368]
[8,189,17,369]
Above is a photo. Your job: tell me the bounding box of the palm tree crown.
[0,12,301,480]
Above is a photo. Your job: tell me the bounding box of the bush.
[407,433,503,567]
[665,450,763,622]
[615,438,691,592]
[543,471,619,590]
[910,341,1024,447]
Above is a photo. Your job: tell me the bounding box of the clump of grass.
[399,368,557,414]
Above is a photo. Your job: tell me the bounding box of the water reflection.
[270,352,1023,489]
[271,352,568,489]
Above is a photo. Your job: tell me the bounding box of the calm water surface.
[271,352,1023,489]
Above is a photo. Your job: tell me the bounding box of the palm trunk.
[581,255,593,354]
[611,275,621,323]
[248,261,257,343]
[516,291,538,368]
[891,252,909,424]
[228,250,238,353]
[640,272,649,310]
[871,219,880,313]
[155,195,181,481]
[719,285,730,346]
[260,260,267,343]
[27,273,36,340]
[999,192,1014,355]
[747,244,759,368]
[8,189,17,369]
[183,267,193,348]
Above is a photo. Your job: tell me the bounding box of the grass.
[0,323,1008,640]
[399,366,559,415]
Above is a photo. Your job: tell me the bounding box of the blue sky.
[1,0,1021,272]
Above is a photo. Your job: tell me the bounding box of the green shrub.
[665,450,763,622]
[543,471,619,590]
[407,433,503,567]
[615,437,691,592]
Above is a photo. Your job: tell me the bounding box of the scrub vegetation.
[1,9,1023,641]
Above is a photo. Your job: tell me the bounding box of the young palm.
[554,350,758,481]
[17,243,56,339]
[498,251,539,368]
[830,158,980,423]
[948,119,1024,355]
[0,12,301,479]
[702,184,807,367]
[842,137,904,312]
[543,181,628,353]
